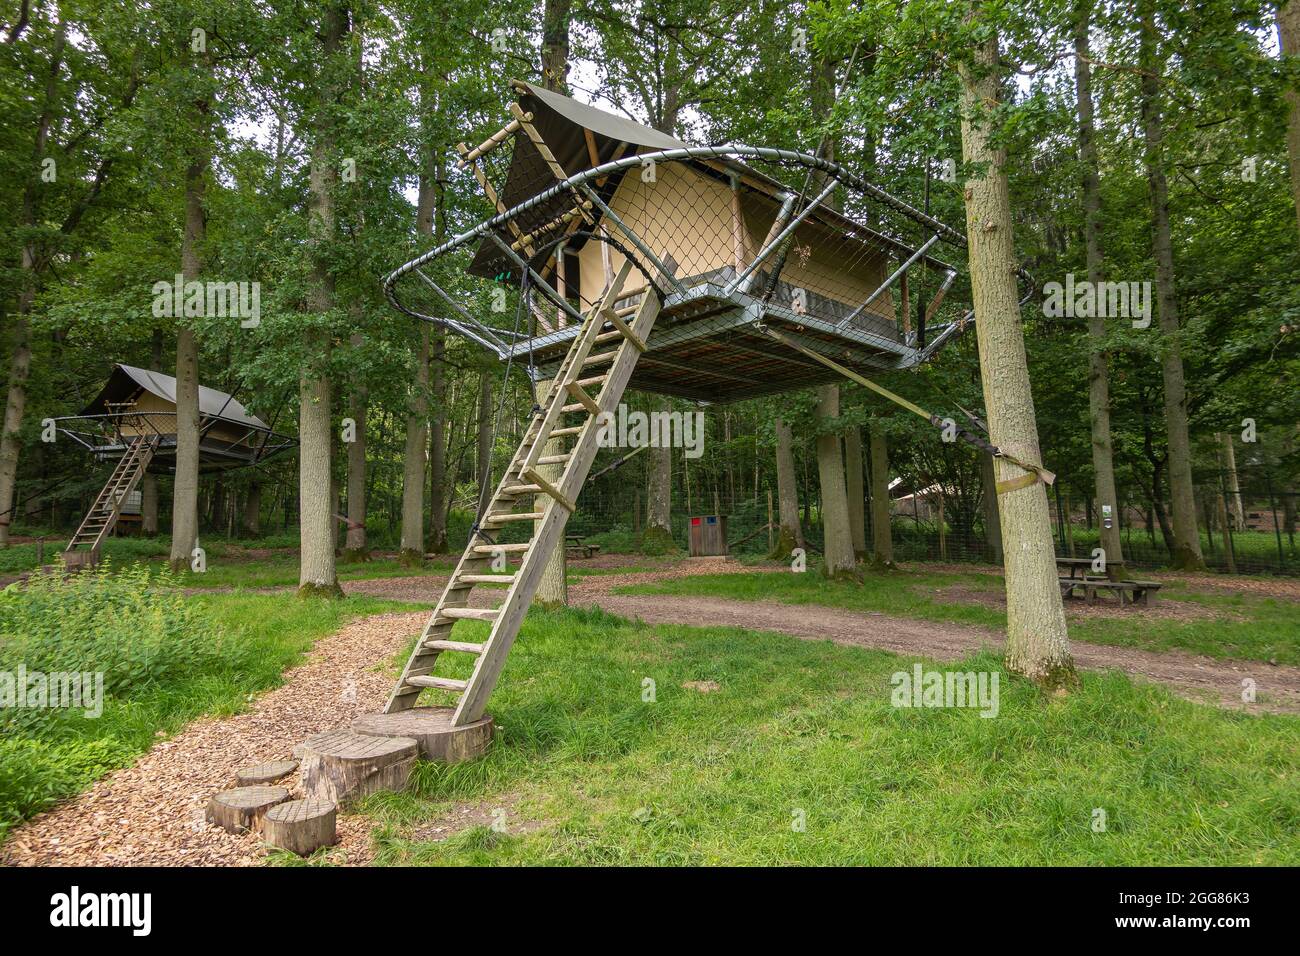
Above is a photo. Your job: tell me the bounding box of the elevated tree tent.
[379,83,1006,728]
[53,364,294,567]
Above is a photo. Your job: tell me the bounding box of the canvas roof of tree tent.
[390,82,973,404]
[66,363,295,473]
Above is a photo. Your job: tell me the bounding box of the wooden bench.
[1059,577,1162,607]
[565,535,600,560]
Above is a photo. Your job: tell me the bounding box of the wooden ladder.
[385,262,660,725]
[64,433,161,559]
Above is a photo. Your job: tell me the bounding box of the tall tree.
[297,1,350,597]
[769,416,804,557]
[1138,0,1203,570]
[816,385,857,577]
[1280,0,1300,241]
[958,2,1074,687]
[1074,0,1125,578]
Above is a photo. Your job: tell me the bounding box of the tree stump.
[235,760,299,787]
[206,786,290,834]
[264,798,337,855]
[298,730,418,805]
[351,707,494,764]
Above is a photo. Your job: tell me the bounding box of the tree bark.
[958,5,1073,687]
[980,450,1003,565]
[429,325,448,552]
[0,20,65,548]
[243,480,261,537]
[769,416,805,557]
[1139,0,1204,570]
[815,385,857,578]
[1218,432,1245,529]
[533,379,567,604]
[868,424,895,569]
[476,372,493,505]
[1075,0,1125,578]
[297,3,348,598]
[644,398,675,553]
[399,326,429,564]
[344,384,367,558]
[844,426,866,556]
[1279,0,1300,240]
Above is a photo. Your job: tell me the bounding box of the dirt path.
[0,611,428,867]
[343,564,1300,713]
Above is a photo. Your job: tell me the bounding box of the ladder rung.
[405,675,469,692]
[560,403,587,413]
[536,454,571,466]
[483,511,543,524]
[551,426,583,437]
[439,607,500,622]
[472,543,531,554]
[458,574,516,585]
[582,351,616,367]
[573,375,607,389]
[502,483,542,496]
[423,639,486,654]
[594,330,624,344]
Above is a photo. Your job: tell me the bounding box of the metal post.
[838,235,940,329]
[576,184,688,297]
[724,179,839,297]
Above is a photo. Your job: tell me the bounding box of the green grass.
[614,569,1300,665]
[0,583,408,840]
[177,553,457,590]
[304,605,1299,866]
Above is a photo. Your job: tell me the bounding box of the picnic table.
[565,535,600,560]
[1058,575,1162,607]
[1055,556,1095,579]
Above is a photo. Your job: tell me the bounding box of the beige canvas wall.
[576,160,896,325]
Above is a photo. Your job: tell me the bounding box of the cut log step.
[263,798,337,856]
[536,454,571,466]
[458,574,515,585]
[573,374,607,388]
[206,785,290,834]
[235,760,299,787]
[551,425,583,437]
[424,639,485,653]
[560,402,586,413]
[582,351,616,367]
[405,675,469,691]
[298,730,419,805]
[353,707,494,764]
[472,543,531,554]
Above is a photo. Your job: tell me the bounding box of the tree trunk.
[243,480,261,537]
[476,372,493,504]
[0,21,66,548]
[980,450,1003,565]
[534,379,567,604]
[1139,0,1203,570]
[769,416,804,557]
[1219,432,1245,529]
[429,325,448,552]
[398,326,429,565]
[344,385,368,559]
[644,399,674,553]
[541,0,572,93]
[1075,0,1125,578]
[297,4,348,598]
[868,424,895,569]
[1279,0,1300,240]
[958,5,1073,687]
[815,385,857,579]
[844,426,866,556]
